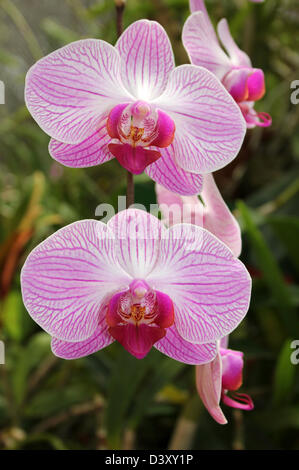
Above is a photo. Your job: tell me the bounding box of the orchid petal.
[107,209,167,279]
[220,335,229,349]
[221,348,244,390]
[155,184,204,227]
[189,0,209,14]
[155,325,217,365]
[146,147,203,196]
[247,69,265,101]
[109,143,161,175]
[51,316,114,359]
[155,65,246,174]
[222,392,254,411]
[217,19,251,68]
[21,220,130,342]
[25,39,130,144]
[196,350,228,424]
[182,12,231,79]
[116,20,175,101]
[49,124,113,168]
[202,174,242,257]
[110,323,165,360]
[148,225,251,344]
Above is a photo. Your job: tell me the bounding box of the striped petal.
[148,224,251,344]
[183,12,231,80]
[196,350,228,424]
[25,39,130,144]
[146,147,203,196]
[155,325,217,365]
[155,65,246,174]
[51,316,114,359]
[116,20,175,101]
[21,220,130,342]
[49,124,113,168]
[107,209,167,279]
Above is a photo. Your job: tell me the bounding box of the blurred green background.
[0,0,299,450]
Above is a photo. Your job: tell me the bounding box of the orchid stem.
[115,1,134,208]
[115,1,125,37]
[126,171,135,208]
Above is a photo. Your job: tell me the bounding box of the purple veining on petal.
[116,20,175,101]
[155,65,246,174]
[25,39,130,144]
[155,325,217,365]
[51,314,114,359]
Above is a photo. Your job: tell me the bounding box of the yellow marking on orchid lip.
[130,126,144,142]
[131,304,146,323]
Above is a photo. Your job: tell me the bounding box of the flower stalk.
[115,0,134,207]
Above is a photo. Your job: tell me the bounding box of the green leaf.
[1,290,35,342]
[105,346,154,449]
[237,201,298,337]
[272,339,297,406]
[268,215,299,275]
[11,332,51,406]
[128,355,185,430]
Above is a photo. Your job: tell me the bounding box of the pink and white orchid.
[184,1,271,128]
[21,209,251,363]
[25,19,246,196]
[156,173,241,257]
[196,337,254,425]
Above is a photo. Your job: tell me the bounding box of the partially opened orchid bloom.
[196,337,254,424]
[184,1,271,128]
[156,173,241,257]
[25,19,246,196]
[21,209,251,363]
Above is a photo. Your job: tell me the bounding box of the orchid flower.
[196,336,254,424]
[184,1,271,128]
[156,173,241,257]
[21,209,251,363]
[25,19,246,196]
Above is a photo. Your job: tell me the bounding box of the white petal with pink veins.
[155,325,217,365]
[107,209,167,279]
[51,316,114,359]
[49,122,113,168]
[21,220,130,342]
[116,20,175,101]
[148,224,251,344]
[155,65,246,174]
[25,39,131,144]
[146,147,203,196]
